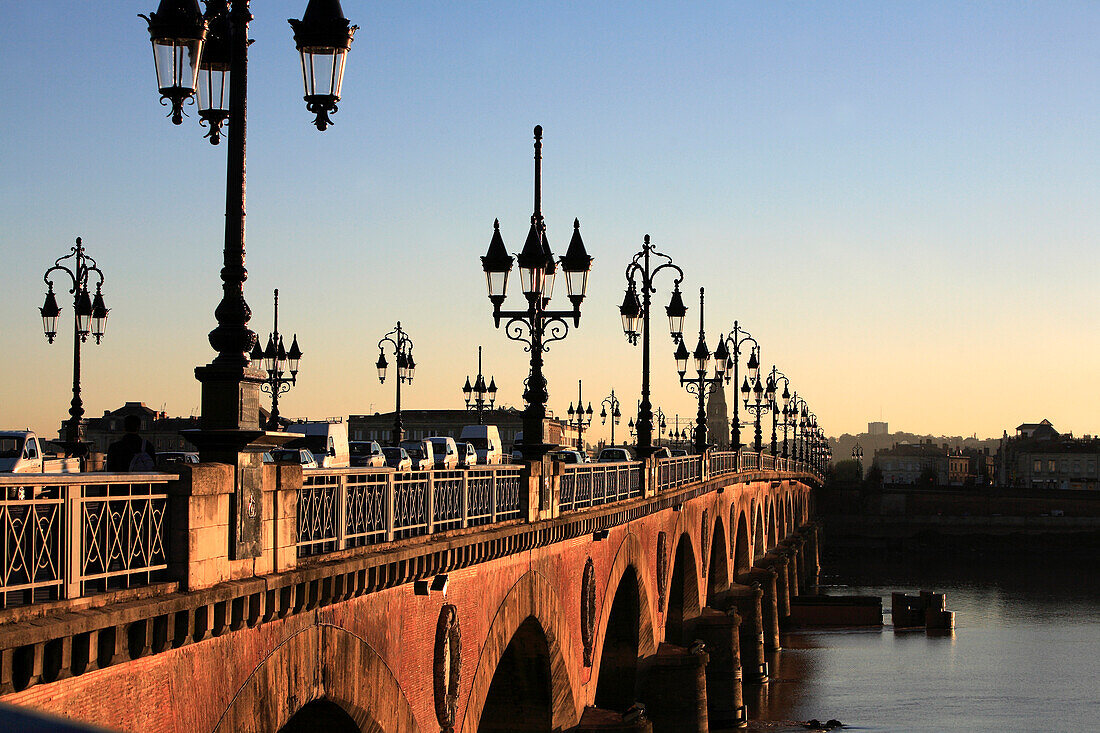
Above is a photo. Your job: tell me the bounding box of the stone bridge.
[0,451,821,732]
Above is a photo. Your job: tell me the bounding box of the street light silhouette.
[766,366,791,456]
[565,380,593,451]
[740,348,774,453]
[39,237,110,456]
[140,0,355,447]
[675,288,728,454]
[619,235,686,457]
[249,289,302,430]
[600,391,623,447]
[462,346,497,425]
[376,322,415,446]
[719,321,759,451]
[480,126,593,460]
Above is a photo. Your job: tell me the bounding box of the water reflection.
[745,535,1100,732]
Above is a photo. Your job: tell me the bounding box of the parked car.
[349,440,386,468]
[400,440,435,471]
[457,442,478,468]
[285,420,349,468]
[669,449,689,457]
[382,447,412,471]
[458,425,503,465]
[597,447,634,462]
[156,451,199,468]
[269,448,318,469]
[0,431,80,473]
[652,446,672,459]
[551,450,585,464]
[427,437,460,470]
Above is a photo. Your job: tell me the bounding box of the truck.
[458,425,503,465]
[0,431,81,473]
[285,419,350,468]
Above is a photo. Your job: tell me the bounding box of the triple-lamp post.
[480,126,593,461]
[376,323,415,446]
[39,238,110,458]
[566,380,593,451]
[720,321,759,451]
[600,390,623,447]
[766,366,791,457]
[673,287,729,454]
[139,0,356,459]
[852,443,864,476]
[249,289,302,430]
[740,349,774,453]
[618,235,687,457]
[462,346,497,424]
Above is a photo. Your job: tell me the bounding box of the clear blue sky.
[3,2,1098,441]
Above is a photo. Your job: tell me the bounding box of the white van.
[286,420,349,468]
[458,425,503,465]
[0,431,80,473]
[427,437,459,470]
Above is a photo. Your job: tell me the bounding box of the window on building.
[1034,459,1042,473]
[1048,460,1056,473]
[1073,461,1081,474]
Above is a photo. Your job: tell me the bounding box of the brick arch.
[706,513,730,605]
[592,532,659,669]
[733,506,752,573]
[753,502,766,559]
[460,570,581,733]
[214,623,420,733]
[767,498,777,549]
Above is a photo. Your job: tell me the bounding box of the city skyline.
[4,2,1098,441]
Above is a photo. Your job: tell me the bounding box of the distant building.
[868,421,889,436]
[67,401,277,454]
[996,420,1100,490]
[706,383,730,450]
[873,440,948,485]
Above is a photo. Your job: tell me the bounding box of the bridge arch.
[767,500,777,549]
[665,532,701,646]
[461,571,580,733]
[733,509,752,574]
[592,532,658,712]
[214,623,420,733]
[753,503,766,559]
[706,514,729,606]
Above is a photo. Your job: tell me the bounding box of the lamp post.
[249,289,302,430]
[600,390,623,447]
[566,380,593,451]
[376,322,415,446]
[619,235,686,457]
[739,348,774,453]
[140,0,356,442]
[766,366,790,456]
[718,321,758,450]
[675,288,728,454]
[852,443,864,476]
[462,346,497,425]
[628,418,637,441]
[653,407,668,447]
[39,237,110,457]
[480,126,593,461]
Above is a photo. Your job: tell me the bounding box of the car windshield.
[349,443,370,456]
[382,448,401,457]
[466,437,489,449]
[271,450,299,461]
[0,437,23,459]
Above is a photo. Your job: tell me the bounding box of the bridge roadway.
[0,450,821,732]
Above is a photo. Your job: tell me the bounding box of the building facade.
[996,421,1100,490]
[347,409,574,451]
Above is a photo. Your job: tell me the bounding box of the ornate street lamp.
[377,322,415,446]
[140,0,356,450]
[620,235,686,457]
[852,443,864,476]
[249,289,302,430]
[600,390,623,447]
[481,126,592,460]
[565,380,593,451]
[717,322,759,451]
[39,237,110,458]
[676,288,726,454]
[766,366,791,457]
[739,348,773,453]
[652,406,668,447]
[462,346,497,425]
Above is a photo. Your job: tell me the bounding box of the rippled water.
[745,536,1100,733]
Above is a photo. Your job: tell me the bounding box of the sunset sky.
[3,2,1098,443]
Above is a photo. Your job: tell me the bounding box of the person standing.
[105,415,156,471]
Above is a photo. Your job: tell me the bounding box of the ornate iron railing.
[297,465,524,557]
[656,455,702,492]
[0,474,170,608]
[708,450,740,477]
[559,462,643,512]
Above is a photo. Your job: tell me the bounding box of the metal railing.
[559,462,643,512]
[709,450,739,477]
[297,465,523,557]
[656,455,702,492]
[0,474,170,608]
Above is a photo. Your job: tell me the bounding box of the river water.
[745,535,1100,732]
